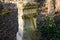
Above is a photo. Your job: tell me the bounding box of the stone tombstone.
[22,2,38,40]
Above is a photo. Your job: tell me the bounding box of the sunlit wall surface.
[55,0,60,11]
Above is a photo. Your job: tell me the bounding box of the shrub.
[38,14,60,40]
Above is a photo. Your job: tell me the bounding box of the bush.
[38,14,60,40]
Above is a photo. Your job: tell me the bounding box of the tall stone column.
[17,2,24,40]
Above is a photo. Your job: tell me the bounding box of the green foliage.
[1,7,9,15]
[0,2,9,15]
[23,3,39,10]
[38,14,60,40]
[0,4,9,15]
